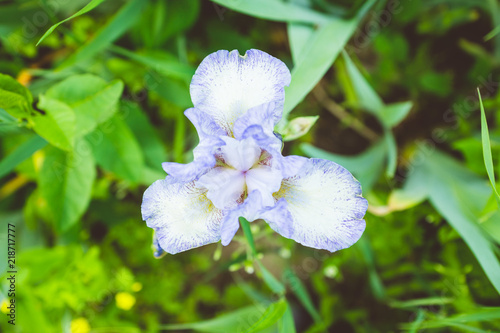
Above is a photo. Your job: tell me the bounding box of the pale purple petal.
[162,111,225,181]
[246,165,282,207]
[141,177,224,254]
[190,49,291,133]
[259,198,294,239]
[197,167,245,210]
[233,102,276,140]
[281,155,308,178]
[240,124,283,158]
[220,191,263,246]
[270,158,367,252]
[185,107,226,139]
[219,136,261,171]
[162,140,219,182]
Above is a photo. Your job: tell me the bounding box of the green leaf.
[46,74,124,137]
[38,142,96,232]
[283,268,322,324]
[419,150,500,294]
[390,297,454,308]
[34,95,76,151]
[239,217,257,257]
[147,76,192,109]
[287,23,315,65]
[388,163,429,211]
[384,130,398,178]
[36,0,107,46]
[358,237,387,301]
[341,51,385,114]
[58,0,148,69]
[0,73,33,118]
[278,305,296,333]
[282,1,375,119]
[0,135,47,178]
[86,114,144,183]
[401,307,500,331]
[210,0,330,24]
[300,140,386,192]
[379,101,413,128]
[245,298,288,333]
[158,306,265,332]
[0,108,30,136]
[485,24,500,41]
[257,261,286,295]
[110,46,194,82]
[478,89,500,202]
[240,217,285,294]
[122,101,166,170]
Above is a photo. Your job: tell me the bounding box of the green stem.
[239,217,257,258]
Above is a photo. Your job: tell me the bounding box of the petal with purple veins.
[142,177,224,254]
[268,159,368,252]
[190,49,291,133]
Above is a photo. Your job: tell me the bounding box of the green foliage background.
[1,0,500,332]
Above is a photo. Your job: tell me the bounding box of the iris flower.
[142,49,368,255]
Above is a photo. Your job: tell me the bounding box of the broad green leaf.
[419,150,500,294]
[122,101,166,170]
[0,135,47,178]
[86,114,144,183]
[58,0,148,69]
[480,205,500,244]
[0,108,28,137]
[282,0,375,119]
[158,306,265,332]
[388,163,429,211]
[141,167,166,186]
[478,89,500,202]
[341,51,385,114]
[300,140,386,192]
[0,73,33,118]
[283,268,322,324]
[341,53,412,129]
[36,0,107,46]
[338,52,403,177]
[46,74,124,137]
[38,142,96,232]
[280,116,318,141]
[379,101,413,128]
[34,95,76,151]
[287,23,315,65]
[245,298,288,333]
[0,108,18,123]
[278,305,296,333]
[210,0,330,24]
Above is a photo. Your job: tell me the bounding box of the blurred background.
[1,0,500,332]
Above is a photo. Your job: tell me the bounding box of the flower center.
[197,137,282,210]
